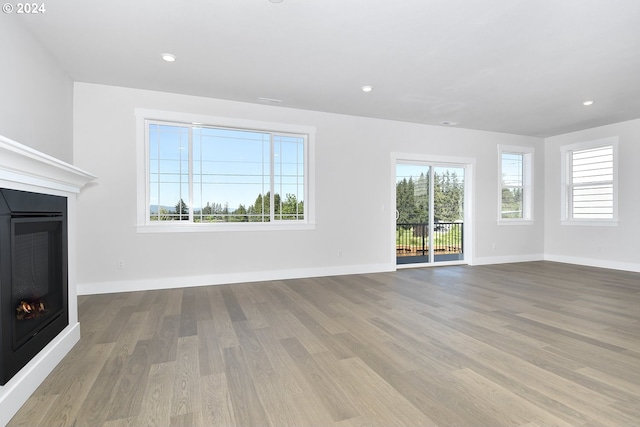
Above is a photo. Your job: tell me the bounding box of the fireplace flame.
[16,299,47,320]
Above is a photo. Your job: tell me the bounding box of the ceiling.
[19,0,640,137]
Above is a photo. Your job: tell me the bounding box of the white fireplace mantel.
[0,134,96,426]
[0,134,96,193]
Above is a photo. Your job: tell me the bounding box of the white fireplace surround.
[0,134,96,426]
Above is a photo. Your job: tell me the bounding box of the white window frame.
[135,108,315,232]
[497,145,534,225]
[560,137,618,226]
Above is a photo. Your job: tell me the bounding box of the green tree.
[248,191,304,222]
[211,202,224,221]
[157,207,171,221]
[175,198,189,220]
[414,172,429,223]
[222,203,229,221]
[274,193,281,217]
[449,171,464,221]
[396,177,416,226]
[281,193,301,219]
[251,193,268,222]
[501,188,522,218]
[433,171,463,223]
[231,204,249,222]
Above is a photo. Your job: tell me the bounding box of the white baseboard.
[78,254,640,296]
[471,253,545,266]
[543,254,640,273]
[77,263,395,295]
[0,322,81,427]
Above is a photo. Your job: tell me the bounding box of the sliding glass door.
[395,162,465,265]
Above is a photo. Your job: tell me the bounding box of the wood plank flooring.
[8,261,640,426]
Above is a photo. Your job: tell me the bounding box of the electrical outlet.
[337,249,342,257]
[117,260,125,269]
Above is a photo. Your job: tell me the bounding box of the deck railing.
[396,222,463,256]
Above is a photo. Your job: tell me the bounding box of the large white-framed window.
[136,109,315,232]
[498,145,534,225]
[560,137,618,226]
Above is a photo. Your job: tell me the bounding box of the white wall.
[73,82,544,294]
[544,118,640,271]
[0,18,73,162]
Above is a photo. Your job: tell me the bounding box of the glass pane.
[396,164,430,224]
[502,153,523,187]
[396,164,430,264]
[434,167,464,262]
[193,127,270,223]
[501,153,524,219]
[434,167,464,223]
[274,135,305,221]
[149,123,189,221]
[501,188,523,218]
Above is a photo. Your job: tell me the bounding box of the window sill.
[561,219,618,227]
[136,222,316,233]
[497,219,534,226]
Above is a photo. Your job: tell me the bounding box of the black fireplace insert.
[0,188,68,385]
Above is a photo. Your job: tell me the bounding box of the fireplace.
[0,134,95,425]
[0,188,68,385]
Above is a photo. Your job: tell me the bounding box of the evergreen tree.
[232,204,249,222]
[274,193,281,217]
[282,193,300,219]
[396,178,415,227]
[202,202,212,215]
[414,172,429,223]
[433,172,445,223]
[222,203,229,222]
[450,171,464,221]
[251,193,267,222]
[175,198,189,220]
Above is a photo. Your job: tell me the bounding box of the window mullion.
[270,133,275,222]
[188,126,194,222]
[522,159,527,217]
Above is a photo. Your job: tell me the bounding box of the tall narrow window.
[498,145,534,224]
[137,109,314,231]
[561,138,617,224]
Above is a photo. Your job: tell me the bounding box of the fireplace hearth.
[0,188,68,385]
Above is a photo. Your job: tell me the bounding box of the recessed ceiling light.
[583,100,594,106]
[269,0,283,3]
[361,85,373,93]
[161,53,176,62]
[440,121,458,126]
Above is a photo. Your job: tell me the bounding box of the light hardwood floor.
[8,261,640,426]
